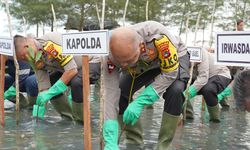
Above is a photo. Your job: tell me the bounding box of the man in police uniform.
[184,49,232,122]
[102,21,190,150]
[13,33,85,121]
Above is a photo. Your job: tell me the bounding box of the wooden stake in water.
[182,11,190,122]
[0,55,6,127]
[82,56,92,150]
[5,0,20,125]
[99,1,106,149]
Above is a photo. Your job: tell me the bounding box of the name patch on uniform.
[107,59,115,74]
[140,43,146,53]
[154,35,179,73]
[44,41,73,67]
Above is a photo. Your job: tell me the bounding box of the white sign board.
[62,30,109,55]
[187,46,202,62]
[215,31,250,66]
[0,37,13,56]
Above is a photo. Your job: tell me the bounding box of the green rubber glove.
[32,105,46,119]
[67,89,72,106]
[36,79,68,106]
[183,85,197,100]
[4,86,16,100]
[103,120,119,150]
[123,85,159,125]
[217,87,232,102]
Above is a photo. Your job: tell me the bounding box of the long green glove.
[123,85,159,125]
[217,87,232,102]
[4,86,16,100]
[183,85,197,100]
[33,79,67,119]
[103,120,119,150]
[36,79,68,106]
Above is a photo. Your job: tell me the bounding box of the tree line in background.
[1,0,250,36]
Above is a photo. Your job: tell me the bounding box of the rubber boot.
[27,95,37,107]
[218,87,232,108]
[156,112,180,150]
[72,101,83,123]
[207,104,220,123]
[186,100,194,119]
[146,104,154,109]
[118,115,143,144]
[219,98,230,108]
[8,93,29,108]
[94,80,100,101]
[50,94,73,120]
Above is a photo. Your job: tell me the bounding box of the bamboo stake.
[5,0,20,125]
[208,0,216,48]
[122,0,129,26]
[182,12,190,122]
[0,55,7,127]
[206,0,216,111]
[51,3,57,31]
[183,11,201,121]
[95,2,101,29]
[99,57,104,150]
[99,1,105,149]
[235,0,238,30]
[22,17,27,35]
[184,12,189,45]
[100,0,105,30]
[194,11,202,46]
[145,0,149,21]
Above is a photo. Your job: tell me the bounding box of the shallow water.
[1,93,250,150]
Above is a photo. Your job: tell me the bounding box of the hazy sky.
[0,8,10,37]
[0,6,229,48]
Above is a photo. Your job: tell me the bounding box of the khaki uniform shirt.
[35,32,82,91]
[103,21,187,120]
[192,49,231,91]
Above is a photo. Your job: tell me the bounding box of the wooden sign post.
[82,55,91,149]
[0,55,6,127]
[62,30,109,150]
[0,37,14,127]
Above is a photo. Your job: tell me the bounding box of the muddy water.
[1,93,250,150]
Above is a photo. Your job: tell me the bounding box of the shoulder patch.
[154,35,179,73]
[107,59,116,74]
[43,41,73,67]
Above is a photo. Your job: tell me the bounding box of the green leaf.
[28,46,35,59]
[28,58,37,72]
[35,51,42,63]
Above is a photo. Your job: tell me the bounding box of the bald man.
[102,21,190,150]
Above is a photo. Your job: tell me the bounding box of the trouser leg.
[199,75,231,122]
[156,80,186,149]
[49,71,73,119]
[119,68,161,145]
[4,74,14,91]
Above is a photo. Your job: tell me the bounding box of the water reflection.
[1,95,250,150]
